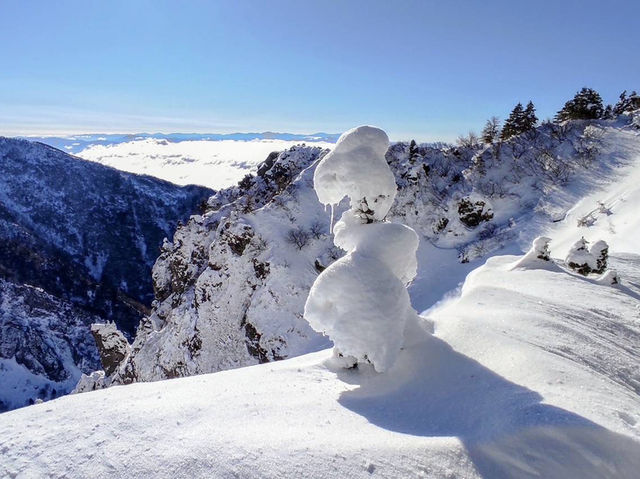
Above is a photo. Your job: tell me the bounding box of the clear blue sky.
[1,0,639,141]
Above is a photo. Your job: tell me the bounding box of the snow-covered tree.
[565,237,596,275]
[304,126,420,372]
[589,240,608,274]
[512,236,552,269]
[613,90,640,115]
[501,103,524,140]
[555,88,604,122]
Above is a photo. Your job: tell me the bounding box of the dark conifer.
[555,87,604,122]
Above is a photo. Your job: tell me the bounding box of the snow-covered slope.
[92,115,640,388]
[1,251,638,478]
[76,138,335,188]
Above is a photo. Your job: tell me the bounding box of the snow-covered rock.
[0,278,101,411]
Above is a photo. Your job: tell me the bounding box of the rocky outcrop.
[90,324,131,376]
[0,278,101,411]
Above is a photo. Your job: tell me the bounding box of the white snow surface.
[1,250,639,478]
[78,138,334,189]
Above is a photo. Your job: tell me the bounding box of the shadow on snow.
[334,326,640,479]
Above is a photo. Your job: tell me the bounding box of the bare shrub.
[286,228,310,250]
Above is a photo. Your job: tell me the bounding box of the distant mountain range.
[23,132,341,154]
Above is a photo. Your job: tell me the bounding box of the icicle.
[329,203,335,235]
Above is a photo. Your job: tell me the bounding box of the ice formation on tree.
[512,236,552,269]
[565,237,597,276]
[304,126,420,372]
[589,240,609,274]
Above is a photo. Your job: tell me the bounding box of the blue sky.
[1,0,639,141]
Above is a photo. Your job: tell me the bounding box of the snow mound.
[511,236,552,269]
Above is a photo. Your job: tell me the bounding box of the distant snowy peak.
[26,132,340,154]
[76,138,335,188]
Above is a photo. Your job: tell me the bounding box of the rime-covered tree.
[555,87,604,122]
[305,126,420,372]
[457,131,479,148]
[481,116,501,144]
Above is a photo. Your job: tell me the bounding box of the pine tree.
[481,116,501,143]
[501,103,524,140]
[522,101,538,131]
[555,87,604,122]
[613,90,640,115]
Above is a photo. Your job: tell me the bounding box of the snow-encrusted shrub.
[512,236,552,270]
[589,240,608,274]
[304,126,420,373]
[457,198,494,228]
[566,237,597,275]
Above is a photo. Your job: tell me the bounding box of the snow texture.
[305,126,419,372]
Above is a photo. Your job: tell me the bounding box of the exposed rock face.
[90,324,131,376]
[111,145,332,384]
[0,278,101,411]
[0,137,213,410]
